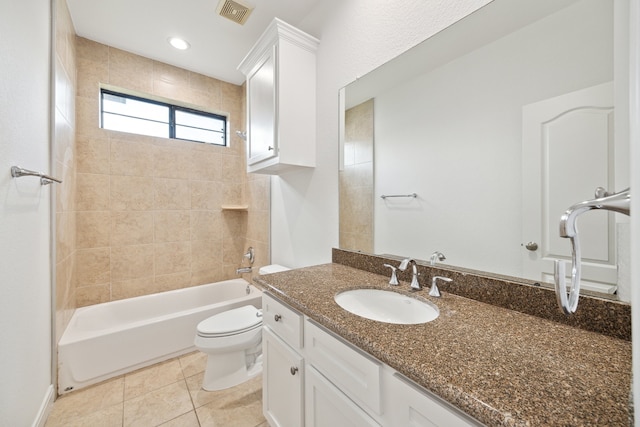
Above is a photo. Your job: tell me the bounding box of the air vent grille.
[217,0,253,25]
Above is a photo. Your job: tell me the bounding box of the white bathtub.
[58,278,262,394]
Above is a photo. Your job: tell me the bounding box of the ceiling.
[65,0,323,85]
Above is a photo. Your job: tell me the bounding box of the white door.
[521,82,617,294]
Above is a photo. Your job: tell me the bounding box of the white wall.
[271,0,492,268]
[373,0,614,276]
[0,0,54,425]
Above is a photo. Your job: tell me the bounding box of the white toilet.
[194,264,289,391]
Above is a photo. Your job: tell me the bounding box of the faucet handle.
[383,264,399,285]
[429,276,452,297]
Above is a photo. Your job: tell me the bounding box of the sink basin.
[334,289,439,324]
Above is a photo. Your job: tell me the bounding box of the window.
[100,89,227,146]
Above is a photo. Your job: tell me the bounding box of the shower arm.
[554,187,630,314]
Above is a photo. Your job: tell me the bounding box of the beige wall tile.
[76,248,110,285]
[153,144,191,179]
[190,181,223,211]
[154,178,191,210]
[111,244,154,282]
[77,134,110,174]
[76,283,110,307]
[189,150,222,181]
[155,271,191,292]
[190,266,224,287]
[191,239,222,272]
[110,175,154,210]
[108,47,153,93]
[111,211,154,246]
[76,173,110,211]
[110,139,153,176]
[111,277,155,301]
[77,211,111,248]
[154,211,191,242]
[190,211,222,241]
[155,242,191,276]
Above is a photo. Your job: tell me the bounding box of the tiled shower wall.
[54,0,78,339]
[339,99,374,253]
[74,37,270,307]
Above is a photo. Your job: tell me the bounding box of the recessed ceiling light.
[168,37,190,50]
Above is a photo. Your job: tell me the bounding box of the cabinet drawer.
[263,293,304,349]
[305,319,382,415]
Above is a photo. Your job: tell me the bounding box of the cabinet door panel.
[306,366,381,427]
[386,373,482,427]
[247,48,276,165]
[263,328,303,427]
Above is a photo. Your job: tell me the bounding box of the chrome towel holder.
[380,193,417,200]
[10,166,62,185]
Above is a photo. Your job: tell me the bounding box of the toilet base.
[201,351,263,391]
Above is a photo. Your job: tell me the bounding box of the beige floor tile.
[194,376,265,427]
[186,372,263,409]
[158,410,200,427]
[179,350,207,378]
[46,402,123,427]
[47,377,124,422]
[123,380,194,427]
[124,359,184,400]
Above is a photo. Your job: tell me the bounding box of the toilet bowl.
[194,264,289,391]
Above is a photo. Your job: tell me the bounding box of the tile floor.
[46,351,268,427]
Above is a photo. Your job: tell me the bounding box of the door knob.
[525,241,538,251]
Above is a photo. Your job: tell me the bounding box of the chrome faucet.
[236,266,252,275]
[430,251,446,266]
[429,276,452,298]
[383,264,399,285]
[398,258,420,290]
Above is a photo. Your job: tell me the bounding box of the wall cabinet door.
[246,48,277,166]
[263,328,304,427]
[305,366,381,427]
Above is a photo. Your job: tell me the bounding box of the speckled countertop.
[254,263,632,427]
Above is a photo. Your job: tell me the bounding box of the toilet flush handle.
[274,314,282,322]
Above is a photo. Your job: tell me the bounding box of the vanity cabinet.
[262,294,304,427]
[238,18,319,174]
[262,292,482,427]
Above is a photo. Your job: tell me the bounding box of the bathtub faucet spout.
[236,267,252,275]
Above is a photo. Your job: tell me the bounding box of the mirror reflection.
[339,0,630,301]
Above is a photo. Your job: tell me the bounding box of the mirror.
[339,0,630,301]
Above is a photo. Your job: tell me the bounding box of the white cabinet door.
[385,373,482,427]
[247,48,277,166]
[263,328,304,427]
[306,366,381,427]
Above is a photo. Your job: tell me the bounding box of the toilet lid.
[197,305,262,336]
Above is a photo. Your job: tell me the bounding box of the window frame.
[100,88,228,146]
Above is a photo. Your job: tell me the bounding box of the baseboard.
[32,384,55,427]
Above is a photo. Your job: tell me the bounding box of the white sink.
[334,289,439,324]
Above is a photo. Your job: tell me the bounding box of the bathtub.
[58,278,261,394]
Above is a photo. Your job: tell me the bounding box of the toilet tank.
[258,264,290,274]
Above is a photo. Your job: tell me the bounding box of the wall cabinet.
[262,293,484,427]
[238,18,319,174]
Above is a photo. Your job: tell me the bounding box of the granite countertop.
[254,263,632,427]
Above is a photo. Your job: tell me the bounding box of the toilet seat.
[197,305,262,338]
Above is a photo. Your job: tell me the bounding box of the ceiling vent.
[217,0,254,25]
